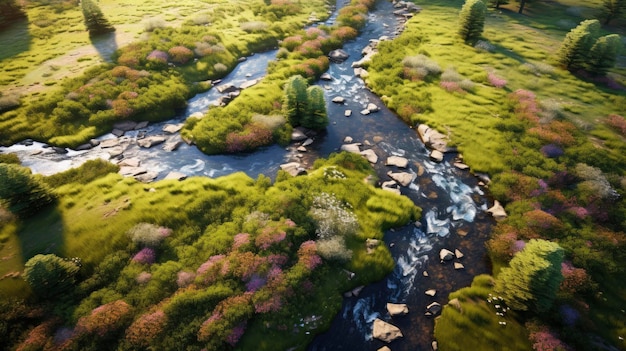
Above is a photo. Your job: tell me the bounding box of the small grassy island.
[1,0,626,350]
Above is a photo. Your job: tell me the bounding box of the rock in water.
[487,200,507,220]
[387,303,409,316]
[372,318,403,343]
[426,302,442,315]
[386,156,409,168]
[439,249,454,261]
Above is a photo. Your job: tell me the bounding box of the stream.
[0,1,493,350]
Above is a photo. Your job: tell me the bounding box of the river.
[0,1,493,350]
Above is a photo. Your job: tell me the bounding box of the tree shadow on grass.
[18,205,65,261]
[89,31,119,63]
[0,19,31,61]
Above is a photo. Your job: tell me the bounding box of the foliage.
[587,34,622,76]
[23,254,80,299]
[0,163,55,218]
[458,0,487,43]
[494,239,564,313]
[555,20,600,72]
[43,159,119,188]
[81,0,115,36]
[127,223,172,248]
[282,75,309,126]
[600,0,626,24]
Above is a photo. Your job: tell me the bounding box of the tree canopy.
[494,239,564,313]
[0,163,55,218]
[458,0,487,43]
[81,0,115,36]
[23,254,81,299]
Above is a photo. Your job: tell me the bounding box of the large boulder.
[329,49,349,63]
[372,319,403,343]
[387,171,414,186]
[113,120,138,132]
[387,303,409,316]
[386,156,409,168]
[341,143,362,154]
[291,128,308,141]
[280,162,307,177]
[360,149,378,164]
[162,123,184,134]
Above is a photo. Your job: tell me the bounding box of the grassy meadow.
[362,0,626,349]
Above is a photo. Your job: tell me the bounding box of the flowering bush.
[317,236,352,261]
[440,81,464,93]
[540,144,564,158]
[254,226,286,250]
[125,310,167,347]
[232,233,250,250]
[127,222,172,247]
[310,192,358,240]
[75,300,133,338]
[167,46,194,64]
[176,271,195,288]
[146,50,168,63]
[487,72,507,88]
[605,114,626,135]
[527,322,571,351]
[136,271,152,284]
[132,247,156,265]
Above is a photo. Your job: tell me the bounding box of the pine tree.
[458,0,487,43]
[494,239,564,313]
[587,34,622,76]
[81,0,115,37]
[0,163,55,218]
[600,0,626,25]
[282,75,309,126]
[555,19,600,71]
[303,86,328,130]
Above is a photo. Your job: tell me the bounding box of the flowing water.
[0,1,493,349]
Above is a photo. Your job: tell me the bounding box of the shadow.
[17,206,66,261]
[89,31,119,63]
[0,18,31,61]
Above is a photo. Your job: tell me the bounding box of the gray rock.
[134,171,158,183]
[454,162,470,170]
[135,121,149,129]
[163,140,182,152]
[297,146,307,152]
[372,319,403,343]
[164,171,187,181]
[302,138,314,147]
[52,146,68,154]
[367,103,379,112]
[430,150,444,162]
[112,129,125,137]
[332,96,346,104]
[118,157,141,168]
[119,166,147,177]
[137,136,166,148]
[291,128,308,141]
[360,109,371,115]
[239,79,259,89]
[320,73,332,81]
[280,162,307,177]
[75,143,93,151]
[329,49,349,63]
[343,136,353,143]
[113,120,138,131]
[344,110,352,117]
[381,180,401,195]
[162,123,184,134]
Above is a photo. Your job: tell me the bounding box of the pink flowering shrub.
[527,322,571,351]
[176,271,196,288]
[132,247,156,265]
[232,233,250,250]
[488,72,507,88]
[167,46,194,64]
[510,89,540,123]
[440,81,464,93]
[146,50,168,63]
[225,123,273,153]
[125,310,167,348]
[560,261,593,295]
[16,319,58,351]
[606,114,626,135]
[136,271,152,284]
[226,322,246,346]
[255,226,287,250]
[331,26,358,41]
[282,35,303,51]
[298,240,322,270]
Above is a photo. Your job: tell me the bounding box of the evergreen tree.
[282,75,309,126]
[0,0,27,29]
[600,0,626,25]
[81,0,115,36]
[555,19,600,71]
[494,239,564,313]
[488,0,509,9]
[458,0,487,43]
[303,86,328,130]
[587,34,622,76]
[0,163,55,218]
[23,254,81,299]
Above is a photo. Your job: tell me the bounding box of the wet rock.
[320,73,332,81]
[345,110,352,117]
[119,166,147,177]
[75,143,93,151]
[163,140,182,152]
[426,302,442,315]
[432,341,438,351]
[216,83,238,94]
[52,147,68,154]
[164,171,187,181]
[387,303,409,316]
[239,79,259,89]
[360,109,371,115]
[378,347,392,351]
[360,149,378,164]
[454,262,465,270]
[99,139,120,149]
[340,143,361,154]
[297,146,307,152]
[137,136,166,148]
[387,171,413,186]
[457,228,469,237]
[134,172,158,183]
[291,128,308,141]
[422,270,429,277]
[354,67,369,78]
[343,136,353,143]
[367,103,379,112]
[386,156,409,168]
[487,200,507,220]
[135,121,149,129]
[329,49,349,63]
[454,162,470,170]
[430,150,444,162]
[113,120,138,131]
[425,289,436,297]
[302,138,314,147]
[332,96,346,104]
[439,249,454,261]
[162,123,184,134]
[107,147,124,158]
[89,139,101,147]
[455,249,464,259]
[417,124,448,152]
[112,129,125,137]
[280,162,307,177]
[118,157,141,168]
[372,319,403,343]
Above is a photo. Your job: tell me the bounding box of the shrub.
[168,46,194,64]
[241,21,269,32]
[132,247,156,265]
[127,223,172,247]
[23,254,81,299]
[487,72,507,88]
[402,55,441,80]
[317,236,353,262]
[0,163,55,218]
[75,300,133,338]
[555,19,600,71]
[310,192,358,240]
[125,310,167,348]
[214,62,228,73]
[144,17,167,32]
[458,0,487,43]
[605,114,626,135]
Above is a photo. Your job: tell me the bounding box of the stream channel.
[0,1,494,349]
